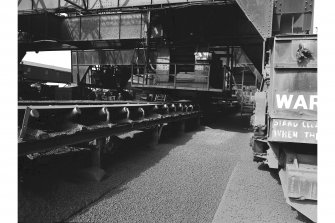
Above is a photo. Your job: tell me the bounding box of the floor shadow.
[205,112,253,133]
[294,207,314,223]
[257,163,281,185]
[18,122,200,222]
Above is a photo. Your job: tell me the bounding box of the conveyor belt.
[18,100,201,156]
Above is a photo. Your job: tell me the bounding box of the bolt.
[30,109,39,118]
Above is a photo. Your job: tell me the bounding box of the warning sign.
[269,119,317,144]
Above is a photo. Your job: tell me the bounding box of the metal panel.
[274,37,317,68]
[88,0,119,9]
[273,0,314,34]
[235,0,273,39]
[72,49,144,65]
[268,119,317,144]
[241,43,264,74]
[100,15,120,40]
[274,0,313,14]
[33,0,60,9]
[254,92,266,126]
[18,0,33,11]
[80,16,100,40]
[269,35,317,120]
[72,65,90,83]
[120,13,146,39]
[61,13,147,41]
[119,0,152,7]
[62,17,81,41]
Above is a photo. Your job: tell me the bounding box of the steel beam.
[19,0,223,12]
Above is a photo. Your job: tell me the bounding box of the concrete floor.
[18,113,313,223]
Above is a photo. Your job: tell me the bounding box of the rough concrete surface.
[18,113,313,223]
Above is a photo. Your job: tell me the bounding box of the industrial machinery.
[18,0,317,220]
[250,2,317,221]
[18,0,265,108]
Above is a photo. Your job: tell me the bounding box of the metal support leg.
[176,120,185,136]
[195,117,201,129]
[19,107,32,140]
[78,138,106,182]
[91,138,104,168]
[148,124,165,148]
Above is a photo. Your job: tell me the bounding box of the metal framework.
[18,100,201,156]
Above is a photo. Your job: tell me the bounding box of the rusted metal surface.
[278,148,317,222]
[272,35,317,69]
[235,0,273,39]
[273,0,314,34]
[269,35,317,122]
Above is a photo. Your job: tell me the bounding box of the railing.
[130,63,216,91]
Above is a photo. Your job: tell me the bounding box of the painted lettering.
[274,130,298,139]
[304,131,317,140]
[310,95,318,110]
[273,120,279,126]
[276,94,293,109]
[276,94,317,110]
[274,120,299,128]
[302,121,317,129]
[293,95,308,109]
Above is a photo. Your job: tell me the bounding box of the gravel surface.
[18,113,313,223]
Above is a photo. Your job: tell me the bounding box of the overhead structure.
[18,0,274,73]
[18,1,317,221]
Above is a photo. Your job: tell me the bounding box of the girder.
[18,1,272,75]
[18,0,229,12]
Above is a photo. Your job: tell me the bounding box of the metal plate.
[268,118,317,144]
[274,37,317,68]
[235,0,273,39]
[80,16,100,40]
[269,35,317,120]
[120,13,146,39]
[100,15,120,40]
[254,92,266,126]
